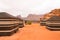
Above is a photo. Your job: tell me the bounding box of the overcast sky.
[0,0,60,17]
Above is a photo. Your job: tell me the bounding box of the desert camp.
[0,0,60,40]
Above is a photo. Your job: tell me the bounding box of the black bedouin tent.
[46,16,60,30]
[0,12,19,36]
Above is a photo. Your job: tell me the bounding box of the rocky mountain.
[24,14,43,21]
[41,9,60,20]
[17,9,60,21]
[17,14,43,21]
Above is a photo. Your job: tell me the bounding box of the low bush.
[25,21,32,25]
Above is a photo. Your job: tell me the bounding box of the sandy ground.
[0,23,60,40]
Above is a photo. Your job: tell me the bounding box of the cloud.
[0,0,60,17]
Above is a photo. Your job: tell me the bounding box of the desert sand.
[0,23,60,40]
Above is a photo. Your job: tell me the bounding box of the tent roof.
[47,16,60,21]
[0,12,17,19]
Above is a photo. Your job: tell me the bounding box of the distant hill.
[17,15,21,18]
[24,14,43,22]
[17,14,43,22]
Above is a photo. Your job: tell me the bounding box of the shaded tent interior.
[0,12,21,36]
[40,18,47,26]
[17,17,24,28]
[46,16,60,30]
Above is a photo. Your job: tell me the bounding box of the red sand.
[0,23,60,40]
